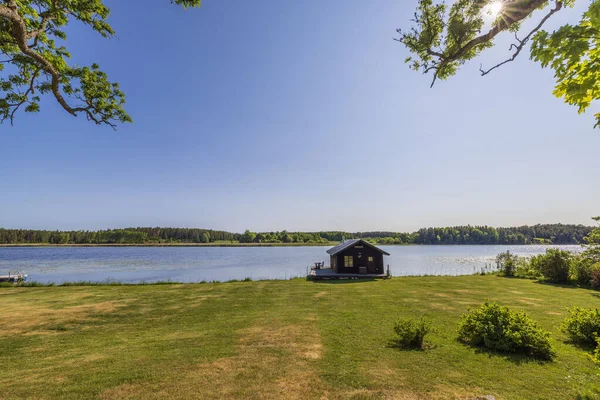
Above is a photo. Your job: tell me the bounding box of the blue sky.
[1,0,599,233]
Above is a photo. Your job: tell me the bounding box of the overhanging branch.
[397,0,564,87]
[0,3,116,127]
[480,1,563,76]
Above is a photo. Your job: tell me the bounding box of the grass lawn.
[1,275,599,399]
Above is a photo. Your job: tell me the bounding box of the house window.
[368,256,374,262]
[344,256,353,267]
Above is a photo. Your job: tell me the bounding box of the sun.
[488,1,503,17]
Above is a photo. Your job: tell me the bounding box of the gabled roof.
[326,239,390,256]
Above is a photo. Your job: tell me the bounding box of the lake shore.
[1,244,581,284]
[0,242,566,248]
[0,242,338,247]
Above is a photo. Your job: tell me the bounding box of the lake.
[0,244,583,284]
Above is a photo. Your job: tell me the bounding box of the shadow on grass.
[386,341,437,352]
[310,278,378,284]
[385,339,438,352]
[575,393,600,400]
[459,341,554,365]
[562,339,597,353]
[532,280,598,291]
[1,280,187,287]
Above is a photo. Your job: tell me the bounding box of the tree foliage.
[583,216,600,262]
[0,0,200,128]
[398,0,600,127]
[532,248,572,283]
[0,227,234,244]
[496,250,519,276]
[0,223,592,245]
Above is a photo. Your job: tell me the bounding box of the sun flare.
[489,1,503,17]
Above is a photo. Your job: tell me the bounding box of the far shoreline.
[0,242,337,248]
[0,243,579,248]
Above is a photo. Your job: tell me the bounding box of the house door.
[356,252,364,273]
[367,256,375,273]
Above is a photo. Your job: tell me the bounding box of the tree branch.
[397,0,564,86]
[0,3,115,126]
[27,10,53,48]
[447,0,550,60]
[479,1,563,76]
[7,66,39,124]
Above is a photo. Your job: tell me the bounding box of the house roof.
[326,239,390,256]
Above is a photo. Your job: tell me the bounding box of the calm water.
[0,245,583,284]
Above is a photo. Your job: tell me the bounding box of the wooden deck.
[309,268,389,281]
[0,272,27,283]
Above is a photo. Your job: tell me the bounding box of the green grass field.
[1,276,599,399]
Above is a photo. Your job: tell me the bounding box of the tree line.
[0,228,236,245]
[0,224,593,245]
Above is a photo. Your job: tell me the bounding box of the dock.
[309,267,389,281]
[0,271,28,283]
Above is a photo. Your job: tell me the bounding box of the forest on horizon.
[0,224,593,246]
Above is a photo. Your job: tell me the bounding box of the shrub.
[514,257,541,280]
[571,256,596,286]
[592,337,600,364]
[591,264,600,289]
[583,217,600,264]
[392,317,432,349]
[496,251,519,277]
[560,307,600,344]
[457,301,555,359]
[536,249,572,283]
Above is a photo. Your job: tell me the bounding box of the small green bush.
[571,256,596,286]
[392,317,431,349]
[457,301,555,359]
[496,251,519,277]
[591,264,600,289]
[561,307,600,344]
[514,257,541,279]
[592,337,600,365]
[536,249,572,283]
[529,253,542,274]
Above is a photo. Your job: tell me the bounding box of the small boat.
[0,271,28,283]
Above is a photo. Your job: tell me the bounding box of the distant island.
[0,224,592,246]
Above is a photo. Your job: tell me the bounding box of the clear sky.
[1,0,598,233]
